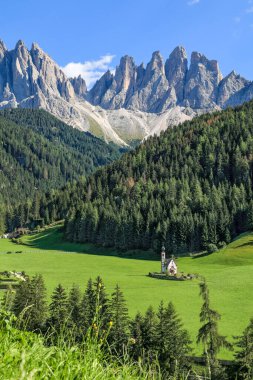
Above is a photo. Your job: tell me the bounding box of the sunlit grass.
[1,226,253,358]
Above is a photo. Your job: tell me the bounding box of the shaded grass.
[1,227,253,358]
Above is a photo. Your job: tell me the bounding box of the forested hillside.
[0,109,121,232]
[3,101,253,253]
[62,101,253,253]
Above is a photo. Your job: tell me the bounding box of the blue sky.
[1,0,253,87]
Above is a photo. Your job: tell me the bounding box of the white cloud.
[187,0,200,5]
[234,16,241,23]
[62,54,115,89]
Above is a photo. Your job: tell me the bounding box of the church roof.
[166,258,177,266]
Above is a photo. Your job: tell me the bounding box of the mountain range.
[1,39,253,145]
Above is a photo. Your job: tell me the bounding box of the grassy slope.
[1,226,253,357]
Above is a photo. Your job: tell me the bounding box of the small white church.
[161,245,177,276]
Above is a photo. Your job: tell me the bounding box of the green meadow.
[1,225,253,358]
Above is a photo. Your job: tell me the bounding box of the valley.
[1,224,253,358]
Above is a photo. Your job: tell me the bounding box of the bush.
[207,244,218,254]
[218,241,227,249]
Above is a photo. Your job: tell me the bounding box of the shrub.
[207,244,218,254]
[218,241,226,249]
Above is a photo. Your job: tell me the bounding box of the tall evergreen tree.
[49,284,68,331]
[235,318,253,379]
[197,279,232,379]
[156,301,192,377]
[81,278,96,332]
[68,284,82,328]
[130,312,144,360]
[108,284,129,354]
[12,274,47,331]
[93,276,109,332]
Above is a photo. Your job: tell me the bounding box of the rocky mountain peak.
[149,51,164,72]
[113,55,136,93]
[70,75,87,98]
[165,46,188,102]
[15,40,25,49]
[217,70,250,107]
[0,39,7,60]
[87,70,114,105]
[183,51,223,108]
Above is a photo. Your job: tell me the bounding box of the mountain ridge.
[0,39,253,145]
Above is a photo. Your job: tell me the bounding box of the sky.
[1,0,253,88]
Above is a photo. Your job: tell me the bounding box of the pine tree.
[197,279,232,379]
[68,284,82,328]
[28,274,47,331]
[108,284,129,354]
[81,278,96,332]
[12,274,47,331]
[49,284,68,331]
[235,318,253,379]
[93,276,109,331]
[156,301,191,376]
[142,306,158,360]
[130,312,144,360]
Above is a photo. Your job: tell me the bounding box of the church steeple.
[161,245,166,273]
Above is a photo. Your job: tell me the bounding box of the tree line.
[63,101,253,254]
[0,108,122,234]
[3,101,253,256]
[2,275,253,379]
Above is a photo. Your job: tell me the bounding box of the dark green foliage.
[0,108,121,231]
[235,318,253,379]
[197,279,232,379]
[12,274,47,331]
[68,284,82,328]
[93,276,109,333]
[81,278,96,331]
[64,100,253,253]
[156,301,192,377]
[207,243,218,254]
[130,312,144,359]
[108,284,129,354]
[49,284,68,331]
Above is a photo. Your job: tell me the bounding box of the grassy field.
[1,225,253,358]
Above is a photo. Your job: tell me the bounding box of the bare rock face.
[89,47,253,114]
[217,71,250,107]
[1,39,253,146]
[184,52,223,109]
[101,55,137,109]
[70,75,87,98]
[165,46,188,103]
[127,51,171,112]
[87,70,113,105]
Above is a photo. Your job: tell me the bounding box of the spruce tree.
[108,284,129,354]
[197,279,232,379]
[93,276,109,331]
[49,284,68,331]
[142,306,158,360]
[235,318,253,379]
[12,274,47,331]
[12,278,32,319]
[68,284,82,328]
[81,278,96,332]
[130,312,144,360]
[156,301,191,376]
[28,274,47,331]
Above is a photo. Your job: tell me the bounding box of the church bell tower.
[161,245,166,273]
